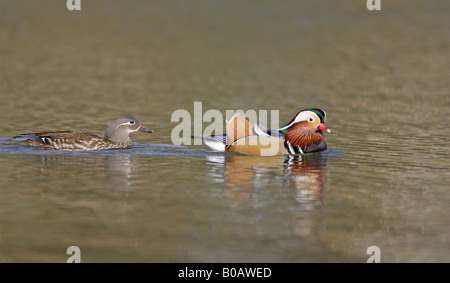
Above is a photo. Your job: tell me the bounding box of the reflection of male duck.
[207,153,328,206]
[283,154,328,205]
[206,153,329,239]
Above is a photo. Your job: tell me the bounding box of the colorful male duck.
[203,108,331,156]
[14,117,153,151]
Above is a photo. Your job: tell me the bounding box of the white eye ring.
[308,118,314,122]
[129,120,135,125]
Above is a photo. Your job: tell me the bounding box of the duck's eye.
[308,118,314,122]
[129,120,135,125]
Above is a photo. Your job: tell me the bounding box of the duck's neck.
[105,132,132,146]
[284,126,327,154]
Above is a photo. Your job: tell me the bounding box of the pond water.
[0,0,448,262]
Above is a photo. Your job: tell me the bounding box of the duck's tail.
[202,134,228,152]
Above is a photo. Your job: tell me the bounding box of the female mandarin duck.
[14,117,153,151]
[203,108,331,156]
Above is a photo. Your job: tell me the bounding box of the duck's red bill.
[318,123,331,133]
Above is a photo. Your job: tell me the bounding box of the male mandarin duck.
[14,117,153,151]
[203,108,331,156]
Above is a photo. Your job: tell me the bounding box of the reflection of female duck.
[35,154,139,192]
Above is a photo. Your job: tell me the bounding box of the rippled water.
[0,0,449,262]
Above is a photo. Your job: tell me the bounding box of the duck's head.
[105,117,153,144]
[278,108,330,154]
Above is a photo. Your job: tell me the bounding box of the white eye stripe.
[279,111,320,131]
[118,121,137,127]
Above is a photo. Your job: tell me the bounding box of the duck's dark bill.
[139,125,153,133]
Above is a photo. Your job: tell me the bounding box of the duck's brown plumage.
[14,117,153,151]
[15,131,129,150]
[283,122,327,154]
